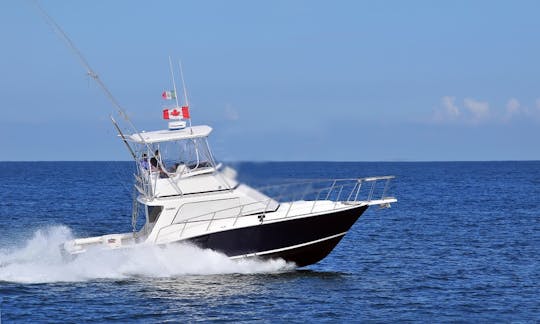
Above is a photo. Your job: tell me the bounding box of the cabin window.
[140,138,215,174]
[147,205,163,223]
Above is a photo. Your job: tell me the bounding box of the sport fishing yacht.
[62,118,396,266]
[34,2,397,267]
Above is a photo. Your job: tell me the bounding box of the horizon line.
[1,160,539,163]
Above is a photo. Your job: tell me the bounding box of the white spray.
[0,226,295,284]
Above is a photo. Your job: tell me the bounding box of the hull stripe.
[229,231,348,259]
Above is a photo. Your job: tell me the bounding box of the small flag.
[162,90,176,100]
[182,106,190,119]
[163,108,182,120]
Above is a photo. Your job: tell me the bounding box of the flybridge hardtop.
[34,1,397,267]
[126,125,212,143]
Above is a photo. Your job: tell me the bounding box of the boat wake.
[0,226,295,284]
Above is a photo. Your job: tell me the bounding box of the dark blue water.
[0,161,539,322]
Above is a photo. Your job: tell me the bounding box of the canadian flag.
[181,106,190,119]
[163,106,190,120]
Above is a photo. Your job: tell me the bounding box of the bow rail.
[154,176,396,243]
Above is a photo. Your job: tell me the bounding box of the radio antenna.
[168,56,180,108]
[178,60,192,130]
[178,60,189,109]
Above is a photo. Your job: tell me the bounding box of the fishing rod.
[110,115,137,160]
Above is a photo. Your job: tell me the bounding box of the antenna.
[178,60,193,130]
[168,56,180,108]
[178,60,189,108]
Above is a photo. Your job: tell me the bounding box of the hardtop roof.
[126,125,212,144]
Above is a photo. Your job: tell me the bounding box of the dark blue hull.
[187,205,369,267]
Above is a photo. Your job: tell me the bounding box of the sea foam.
[0,226,294,284]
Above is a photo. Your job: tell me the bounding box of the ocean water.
[0,161,539,322]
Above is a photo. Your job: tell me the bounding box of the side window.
[147,205,163,223]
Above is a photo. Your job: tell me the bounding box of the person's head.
[150,157,158,167]
[142,153,147,158]
[155,150,160,156]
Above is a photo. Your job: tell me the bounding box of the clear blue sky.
[1,1,539,161]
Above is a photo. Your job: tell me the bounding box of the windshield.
[134,137,216,177]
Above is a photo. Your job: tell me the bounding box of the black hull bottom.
[186,204,368,267]
[261,235,346,267]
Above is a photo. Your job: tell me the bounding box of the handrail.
[154,175,396,243]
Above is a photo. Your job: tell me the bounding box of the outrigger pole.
[33,1,185,197]
[32,0,149,151]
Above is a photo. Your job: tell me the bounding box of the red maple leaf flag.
[171,108,181,117]
[163,108,182,120]
[182,106,190,119]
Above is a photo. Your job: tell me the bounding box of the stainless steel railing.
[154,176,396,243]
